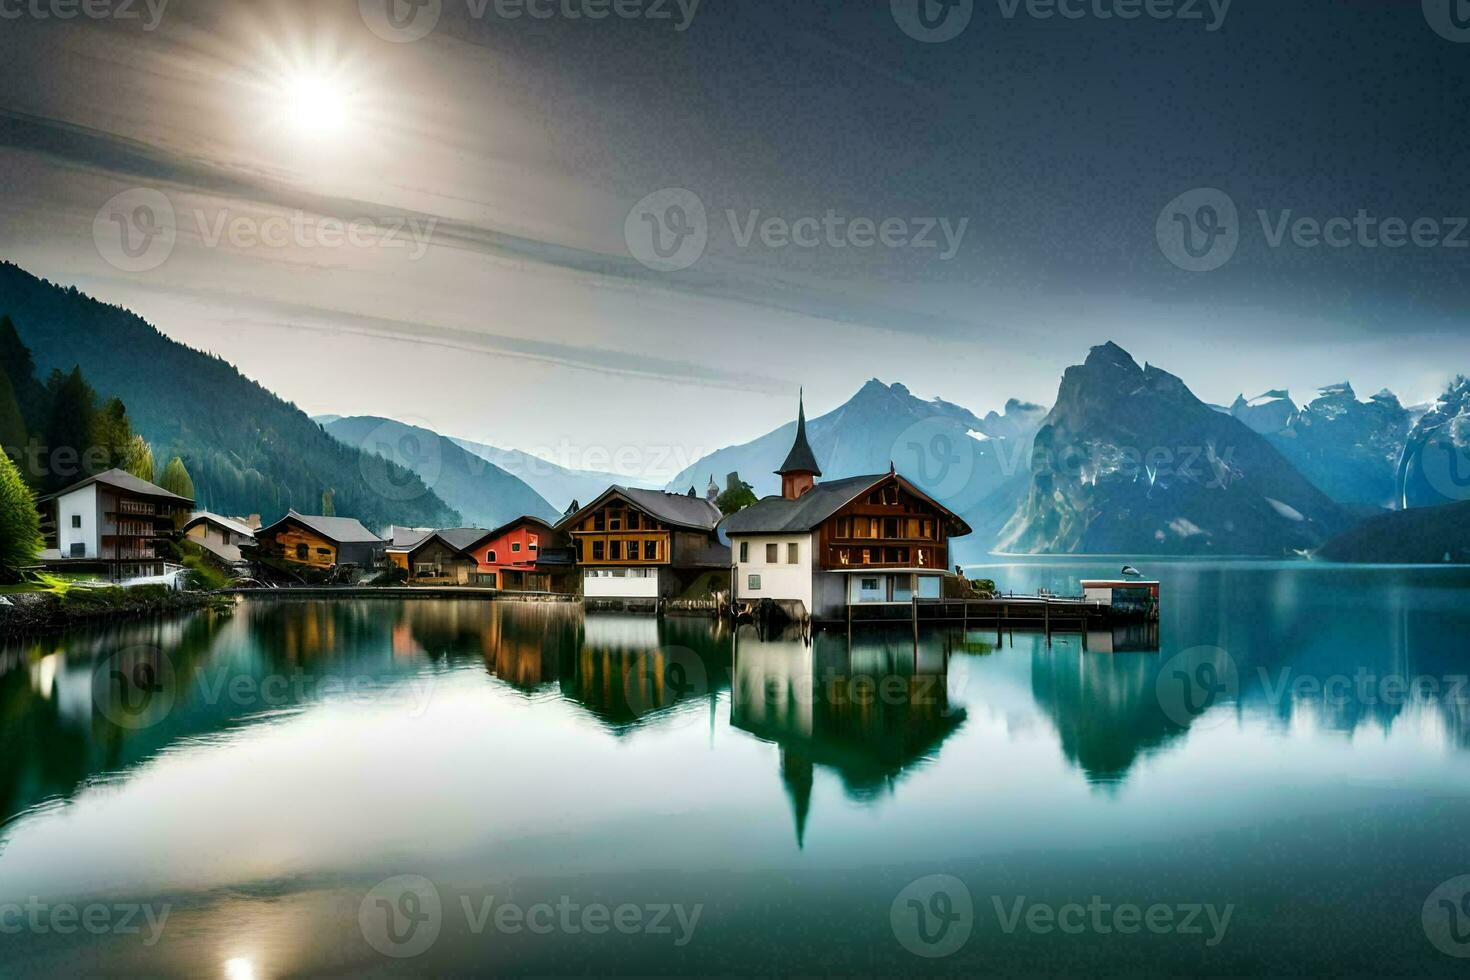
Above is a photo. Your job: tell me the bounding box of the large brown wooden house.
[720,396,971,621]
[557,486,728,600]
[254,511,385,571]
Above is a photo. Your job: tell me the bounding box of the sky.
[0,0,1467,479]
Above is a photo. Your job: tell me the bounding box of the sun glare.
[280,70,351,136]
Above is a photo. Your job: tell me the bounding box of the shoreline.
[0,587,227,639]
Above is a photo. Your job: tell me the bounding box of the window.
[592,541,605,561]
[739,541,748,562]
[317,548,332,556]
[765,543,778,563]
[486,550,497,563]
[627,512,640,530]
[609,511,622,531]
[861,577,879,591]
[787,542,798,564]
[71,514,81,529]
[644,540,657,560]
[609,541,622,561]
[528,540,538,550]
[748,574,761,590]
[594,512,605,531]
[295,544,309,560]
[511,542,521,552]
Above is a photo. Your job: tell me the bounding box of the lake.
[2,560,1469,976]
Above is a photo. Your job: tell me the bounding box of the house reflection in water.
[731,627,967,846]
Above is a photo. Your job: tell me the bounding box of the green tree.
[123,434,155,483]
[0,449,42,583]
[41,366,99,493]
[0,315,45,428]
[321,487,335,516]
[92,396,133,471]
[0,367,26,464]
[160,456,195,500]
[716,471,758,516]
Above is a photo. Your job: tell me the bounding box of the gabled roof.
[557,486,722,533]
[720,473,973,537]
[388,527,491,558]
[462,515,558,552]
[776,391,822,477]
[260,510,382,545]
[387,526,434,549]
[41,468,193,506]
[183,511,257,539]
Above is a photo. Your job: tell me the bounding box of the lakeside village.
[6,398,1160,641]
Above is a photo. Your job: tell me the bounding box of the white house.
[182,511,259,565]
[41,468,194,580]
[720,396,972,622]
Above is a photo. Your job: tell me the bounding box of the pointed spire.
[776,388,822,478]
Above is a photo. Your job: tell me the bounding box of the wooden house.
[720,395,971,622]
[38,468,194,581]
[182,512,258,565]
[255,511,385,570]
[557,486,729,600]
[462,516,576,592]
[384,527,486,585]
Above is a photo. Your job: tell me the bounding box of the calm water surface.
[2,560,1469,976]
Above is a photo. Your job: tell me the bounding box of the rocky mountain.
[1397,375,1470,510]
[1318,499,1470,564]
[0,262,458,529]
[450,436,660,513]
[666,380,1048,561]
[322,416,557,529]
[999,342,1345,555]
[1229,383,1411,507]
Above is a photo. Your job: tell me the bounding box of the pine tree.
[0,315,45,429]
[160,456,195,500]
[321,487,335,516]
[0,449,42,583]
[0,368,26,464]
[123,434,154,483]
[92,396,133,471]
[41,366,99,493]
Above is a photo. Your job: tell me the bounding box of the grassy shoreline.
[0,585,229,638]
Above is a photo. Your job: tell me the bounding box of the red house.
[464,516,576,593]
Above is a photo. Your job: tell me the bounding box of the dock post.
[912,594,919,644]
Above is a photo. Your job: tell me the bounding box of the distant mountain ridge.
[667,380,1048,562]
[0,262,458,529]
[449,436,661,513]
[321,416,558,529]
[1001,342,1345,555]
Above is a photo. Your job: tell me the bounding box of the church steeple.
[776,389,821,500]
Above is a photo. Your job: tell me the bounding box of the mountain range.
[998,343,1346,555]
[319,417,559,529]
[0,263,458,530]
[450,436,661,513]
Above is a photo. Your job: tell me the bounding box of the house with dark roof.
[384,527,489,585]
[39,468,195,579]
[557,485,729,600]
[720,395,972,621]
[182,511,258,565]
[255,510,385,570]
[460,516,577,593]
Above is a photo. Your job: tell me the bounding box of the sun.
[279,69,352,137]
